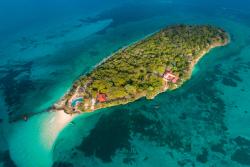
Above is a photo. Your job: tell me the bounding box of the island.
[53,25,229,114]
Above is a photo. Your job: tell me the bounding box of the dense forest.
[63,25,229,112]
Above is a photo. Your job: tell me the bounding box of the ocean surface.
[0,0,250,166]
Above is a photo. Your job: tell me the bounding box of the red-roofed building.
[97,93,107,102]
[163,71,179,83]
[172,76,179,83]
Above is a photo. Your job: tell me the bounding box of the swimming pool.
[71,97,83,107]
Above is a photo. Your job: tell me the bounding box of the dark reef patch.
[77,103,185,162]
[0,151,17,167]
[15,36,39,51]
[77,99,195,163]
[222,77,237,87]
[227,71,242,82]
[52,161,74,167]
[231,148,250,165]
[0,61,34,122]
[178,159,194,167]
[211,140,226,155]
[196,148,208,163]
[234,136,250,147]
[130,106,165,142]
[123,157,136,165]
[77,109,131,162]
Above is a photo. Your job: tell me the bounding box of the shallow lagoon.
[0,1,250,167]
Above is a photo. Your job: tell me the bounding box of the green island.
[53,25,229,114]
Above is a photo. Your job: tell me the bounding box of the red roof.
[172,77,179,83]
[163,72,179,83]
[97,93,107,102]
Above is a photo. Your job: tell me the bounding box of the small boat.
[23,115,28,121]
[154,105,160,109]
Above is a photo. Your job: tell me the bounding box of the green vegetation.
[59,25,229,113]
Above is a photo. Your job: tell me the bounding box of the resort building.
[163,70,179,83]
[97,93,107,102]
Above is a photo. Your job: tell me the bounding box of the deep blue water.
[0,0,250,167]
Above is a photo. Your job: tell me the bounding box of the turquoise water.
[0,0,250,167]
